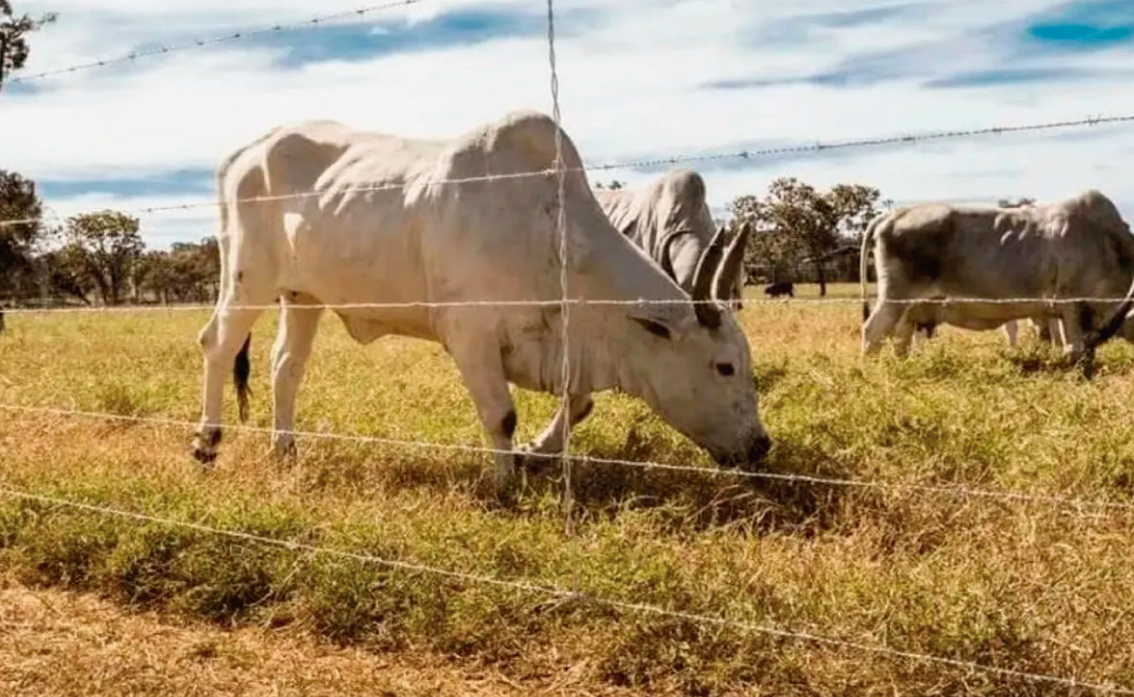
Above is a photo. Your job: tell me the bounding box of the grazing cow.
[763,281,794,298]
[190,111,771,496]
[593,170,746,310]
[859,190,1134,374]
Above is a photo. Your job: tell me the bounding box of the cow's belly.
[278,209,436,341]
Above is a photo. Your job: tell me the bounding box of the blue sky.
[3,0,1134,249]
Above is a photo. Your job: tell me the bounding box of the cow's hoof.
[192,446,217,467]
[269,439,298,463]
[493,472,521,506]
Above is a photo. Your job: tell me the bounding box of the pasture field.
[4,282,1134,695]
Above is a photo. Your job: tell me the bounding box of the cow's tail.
[1085,223,1134,351]
[234,335,252,423]
[860,212,884,321]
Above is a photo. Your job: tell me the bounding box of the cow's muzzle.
[713,434,773,470]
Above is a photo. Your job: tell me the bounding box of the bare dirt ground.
[0,583,615,697]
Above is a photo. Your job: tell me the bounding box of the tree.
[135,250,176,304]
[0,1,57,91]
[727,178,882,295]
[0,169,44,300]
[828,183,883,244]
[39,248,92,304]
[133,237,220,304]
[727,194,803,285]
[57,210,145,305]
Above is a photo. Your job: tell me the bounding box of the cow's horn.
[691,225,726,328]
[714,222,750,302]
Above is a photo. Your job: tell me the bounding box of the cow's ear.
[627,304,691,341]
[631,316,672,340]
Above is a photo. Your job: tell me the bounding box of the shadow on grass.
[116,423,862,545]
[307,429,878,538]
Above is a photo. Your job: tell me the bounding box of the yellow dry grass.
[0,581,632,696]
[2,282,1134,695]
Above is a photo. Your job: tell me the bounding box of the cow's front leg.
[518,393,595,475]
[447,342,521,499]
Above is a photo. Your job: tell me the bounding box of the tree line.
[0,176,220,307]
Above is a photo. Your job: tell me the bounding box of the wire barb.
[6,0,434,85]
[4,111,1134,230]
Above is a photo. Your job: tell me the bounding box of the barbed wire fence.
[3,0,1134,692]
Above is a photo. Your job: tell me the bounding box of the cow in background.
[860,190,1134,375]
[594,169,746,311]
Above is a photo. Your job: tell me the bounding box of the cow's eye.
[715,362,735,377]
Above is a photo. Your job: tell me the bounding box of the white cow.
[593,170,746,310]
[860,190,1134,375]
[190,111,772,496]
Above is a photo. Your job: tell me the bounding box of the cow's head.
[621,223,770,467]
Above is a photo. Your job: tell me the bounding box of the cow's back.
[876,192,1134,303]
[593,187,645,243]
[876,203,1056,300]
[592,170,716,278]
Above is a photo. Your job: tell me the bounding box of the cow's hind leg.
[892,314,917,358]
[862,299,905,356]
[193,300,266,466]
[269,293,324,460]
[517,393,594,474]
[1058,302,1099,376]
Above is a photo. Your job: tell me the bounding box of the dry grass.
[0,582,627,696]
[2,282,1134,695]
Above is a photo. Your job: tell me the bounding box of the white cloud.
[5,0,1134,249]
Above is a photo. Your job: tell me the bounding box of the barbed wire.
[7,4,1133,692]
[2,403,1132,515]
[0,483,1127,693]
[4,295,1134,317]
[545,0,575,534]
[3,110,1133,230]
[584,112,1134,171]
[5,0,434,85]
